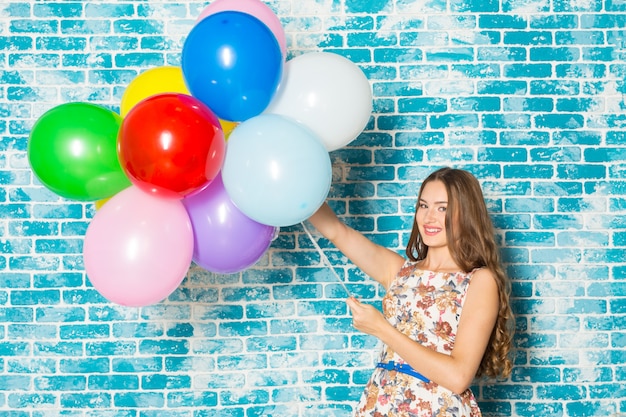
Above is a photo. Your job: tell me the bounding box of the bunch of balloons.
[26,0,372,307]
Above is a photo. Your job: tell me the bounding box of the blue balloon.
[182,11,283,122]
[221,114,332,227]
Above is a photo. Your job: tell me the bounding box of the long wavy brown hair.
[405,167,514,379]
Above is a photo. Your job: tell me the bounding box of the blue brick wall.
[1,0,626,416]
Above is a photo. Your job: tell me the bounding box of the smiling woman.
[308,167,514,416]
[415,180,450,252]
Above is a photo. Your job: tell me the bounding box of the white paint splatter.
[505,0,548,15]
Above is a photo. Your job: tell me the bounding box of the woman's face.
[416,180,448,249]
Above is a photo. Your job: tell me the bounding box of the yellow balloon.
[94,197,110,210]
[220,119,239,140]
[120,66,190,117]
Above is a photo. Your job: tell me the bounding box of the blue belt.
[376,361,430,383]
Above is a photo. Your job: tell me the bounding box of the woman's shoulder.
[396,258,415,274]
[469,266,494,278]
[467,267,498,290]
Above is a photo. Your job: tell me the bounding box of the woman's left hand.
[346,297,390,337]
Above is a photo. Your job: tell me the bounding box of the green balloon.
[28,102,131,201]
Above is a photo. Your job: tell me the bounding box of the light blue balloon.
[222,114,332,227]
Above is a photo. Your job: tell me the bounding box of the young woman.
[308,167,514,416]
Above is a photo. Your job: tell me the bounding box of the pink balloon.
[197,0,287,59]
[83,186,193,307]
[183,173,276,274]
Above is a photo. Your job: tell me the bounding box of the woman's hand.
[346,297,390,337]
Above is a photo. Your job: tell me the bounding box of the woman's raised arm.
[308,202,405,289]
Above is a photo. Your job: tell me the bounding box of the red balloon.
[118,93,225,198]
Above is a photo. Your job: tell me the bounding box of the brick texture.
[1,0,626,416]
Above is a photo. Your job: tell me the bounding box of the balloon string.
[301,221,351,297]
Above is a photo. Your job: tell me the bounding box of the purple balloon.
[183,173,276,274]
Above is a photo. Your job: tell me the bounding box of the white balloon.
[264,52,373,151]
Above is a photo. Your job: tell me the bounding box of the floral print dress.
[354,260,482,417]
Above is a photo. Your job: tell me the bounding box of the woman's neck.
[419,247,460,273]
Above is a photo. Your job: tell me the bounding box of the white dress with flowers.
[354,260,482,417]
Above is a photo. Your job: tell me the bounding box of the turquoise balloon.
[28,102,130,201]
[221,114,332,227]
